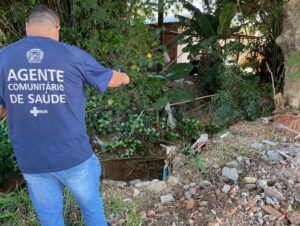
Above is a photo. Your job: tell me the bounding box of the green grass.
[191,155,207,172]
[0,186,143,226]
[103,187,143,226]
[0,187,38,226]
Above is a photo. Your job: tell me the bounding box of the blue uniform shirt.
[0,36,113,174]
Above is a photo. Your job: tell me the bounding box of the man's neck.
[27,34,52,39]
[26,25,58,41]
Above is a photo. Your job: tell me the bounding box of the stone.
[188,219,194,225]
[129,179,142,186]
[200,201,208,206]
[266,197,275,205]
[249,211,254,218]
[257,179,268,189]
[288,179,295,185]
[147,210,156,217]
[135,181,150,188]
[229,186,237,196]
[222,167,238,181]
[248,197,257,207]
[222,184,231,194]
[183,184,190,190]
[184,191,192,199]
[262,140,278,146]
[269,215,277,221]
[147,181,168,194]
[133,188,140,197]
[167,176,179,186]
[261,205,285,220]
[255,195,262,201]
[186,198,195,210]
[258,218,264,225]
[245,184,257,191]
[189,187,197,195]
[286,211,300,225]
[190,182,197,187]
[274,182,283,190]
[160,194,175,203]
[257,211,263,217]
[244,177,257,184]
[199,180,212,188]
[251,142,264,149]
[264,186,285,201]
[229,207,238,214]
[264,150,283,161]
[241,192,249,198]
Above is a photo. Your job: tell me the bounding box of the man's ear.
[55,26,60,41]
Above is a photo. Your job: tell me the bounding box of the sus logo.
[26,49,44,63]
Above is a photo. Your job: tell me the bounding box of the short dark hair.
[28,5,60,26]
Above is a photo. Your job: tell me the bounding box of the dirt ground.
[103,109,300,226]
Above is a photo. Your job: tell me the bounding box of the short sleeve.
[83,53,113,93]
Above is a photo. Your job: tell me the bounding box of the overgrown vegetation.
[0,120,17,185]
[0,0,283,198]
[0,186,142,226]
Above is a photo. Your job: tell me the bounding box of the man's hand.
[0,105,7,118]
[122,73,130,85]
[108,70,130,87]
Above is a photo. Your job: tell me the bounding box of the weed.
[103,187,143,226]
[0,186,143,226]
[191,155,208,173]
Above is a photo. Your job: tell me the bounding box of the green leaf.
[179,0,216,37]
[164,63,193,81]
[166,87,194,102]
[152,96,168,110]
[217,3,237,35]
[146,74,166,80]
[0,212,14,219]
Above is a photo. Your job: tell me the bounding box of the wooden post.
[157,0,164,73]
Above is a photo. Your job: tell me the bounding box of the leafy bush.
[0,121,18,185]
[210,66,273,127]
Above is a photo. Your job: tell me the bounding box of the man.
[0,5,129,226]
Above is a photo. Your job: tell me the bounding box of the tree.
[276,0,300,109]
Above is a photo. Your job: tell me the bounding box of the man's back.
[0,36,113,173]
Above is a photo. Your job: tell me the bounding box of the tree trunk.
[276,0,300,109]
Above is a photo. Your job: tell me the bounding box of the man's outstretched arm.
[108,70,130,88]
[0,105,7,118]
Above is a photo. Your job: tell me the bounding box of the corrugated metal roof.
[145,12,192,25]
